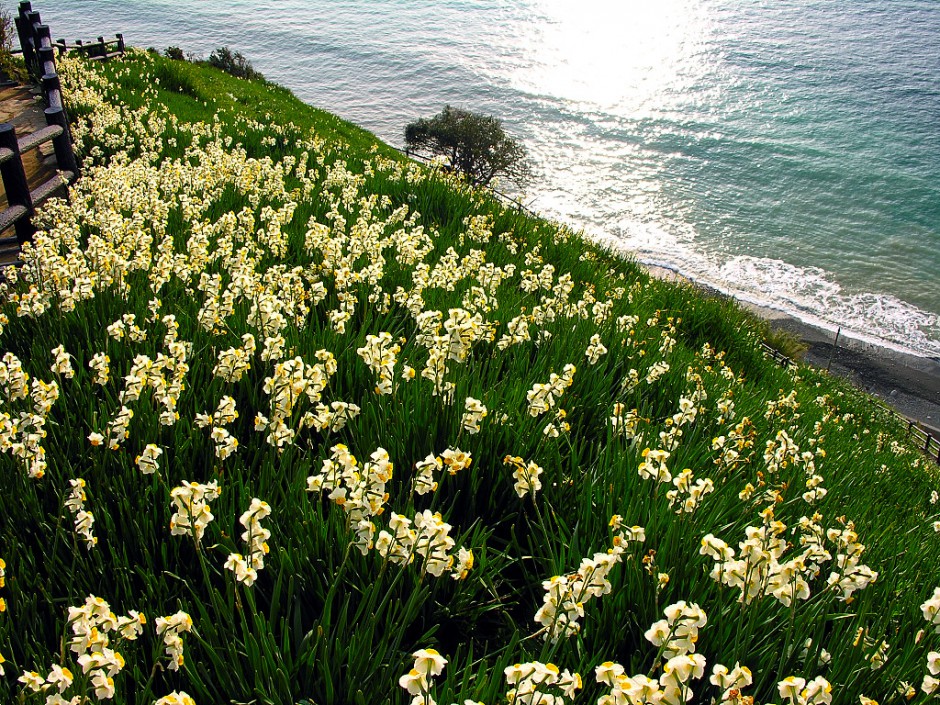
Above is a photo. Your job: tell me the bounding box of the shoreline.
[644,265,940,435]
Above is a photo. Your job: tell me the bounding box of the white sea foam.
[531,194,940,358]
[715,256,940,356]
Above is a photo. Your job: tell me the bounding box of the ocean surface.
[43,0,940,356]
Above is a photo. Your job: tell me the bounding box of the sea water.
[42,0,940,356]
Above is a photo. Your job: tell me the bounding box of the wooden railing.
[905,419,940,466]
[54,35,126,63]
[0,2,85,249]
[0,110,76,245]
[13,2,125,80]
[760,342,798,370]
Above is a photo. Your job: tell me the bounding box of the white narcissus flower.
[91,670,115,699]
[46,663,75,692]
[441,447,472,474]
[460,396,487,434]
[225,498,272,585]
[595,661,625,687]
[452,547,474,580]
[136,444,162,475]
[778,676,807,701]
[412,648,447,677]
[155,692,197,705]
[18,670,45,692]
[155,611,193,672]
[398,668,429,696]
[50,345,75,378]
[169,481,220,542]
[923,587,940,632]
[928,651,940,676]
[224,553,258,587]
[585,333,608,365]
[710,662,753,698]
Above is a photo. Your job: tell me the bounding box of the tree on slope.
[405,105,531,188]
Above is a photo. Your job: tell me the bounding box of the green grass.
[0,50,937,705]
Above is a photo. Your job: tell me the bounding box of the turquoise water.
[43,0,940,356]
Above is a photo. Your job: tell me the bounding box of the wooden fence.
[0,110,76,244]
[54,36,126,63]
[0,1,114,247]
[13,2,126,78]
[905,419,940,466]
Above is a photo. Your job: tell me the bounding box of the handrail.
[0,3,82,246]
[29,169,73,203]
[16,124,62,154]
[54,34,125,60]
[0,205,28,233]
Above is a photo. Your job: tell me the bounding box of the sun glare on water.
[507,0,713,113]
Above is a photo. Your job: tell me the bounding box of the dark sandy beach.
[767,314,940,435]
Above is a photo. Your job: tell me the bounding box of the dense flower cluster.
[18,596,144,703]
[526,364,576,418]
[169,481,221,544]
[700,506,877,607]
[595,602,716,705]
[357,332,400,395]
[225,498,272,586]
[375,509,474,579]
[535,517,646,641]
[306,444,393,554]
[155,611,193,672]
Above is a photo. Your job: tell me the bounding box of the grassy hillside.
[0,50,938,704]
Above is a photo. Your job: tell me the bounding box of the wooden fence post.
[117,33,125,53]
[35,23,51,48]
[44,107,79,177]
[0,124,35,244]
[25,11,42,78]
[41,72,63,111]
[14,9,36,75]
[36,23,57,75]
[37,46,56,77]
[26,10,40,37]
